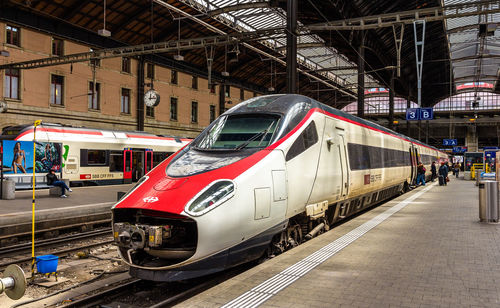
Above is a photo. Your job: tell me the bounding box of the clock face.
[144,90,160,107]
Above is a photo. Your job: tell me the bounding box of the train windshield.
[192,114,281,151]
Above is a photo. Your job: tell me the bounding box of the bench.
[1,174,70,199]
[3,174,55,190]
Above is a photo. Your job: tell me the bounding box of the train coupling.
[113,223,172,249]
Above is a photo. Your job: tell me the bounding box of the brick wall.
[0,22,258,138]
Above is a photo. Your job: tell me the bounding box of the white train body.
[1,124,189,185]
[112,95,448,281]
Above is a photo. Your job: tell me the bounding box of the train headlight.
[185,180,235,216]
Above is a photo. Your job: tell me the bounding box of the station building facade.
[0,22,258,138]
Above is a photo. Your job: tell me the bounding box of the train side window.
[109,151,123,172]
[285,121,318,161]
[87,150,107,166]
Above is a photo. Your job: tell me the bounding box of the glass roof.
[444,0,500,87]
[177,0,379,93]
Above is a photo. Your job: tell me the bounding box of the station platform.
[0,184,133,226]
[178,177,500,307]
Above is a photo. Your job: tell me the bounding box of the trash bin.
[478,181,499,222]
[1,179,15,200]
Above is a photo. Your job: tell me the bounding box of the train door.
[409,146,415,184]
[144,150,153,174]
[308,118,343,203]
[132,150,145,182]
[123,149,132,184]
[337,131,349,198]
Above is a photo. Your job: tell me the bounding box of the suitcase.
[438,175,445,186]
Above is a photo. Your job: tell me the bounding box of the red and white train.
[112,94,448,281]
[0,124,190,185]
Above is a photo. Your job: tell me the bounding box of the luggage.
[439,175,445,186]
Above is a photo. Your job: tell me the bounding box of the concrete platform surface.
[0,183,134,215]
[177,177,500,308]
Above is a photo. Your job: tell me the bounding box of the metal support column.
[426,120,429,144]
[413,20,426,107]
[219,82,226,115]
[388,72,395,130]
[392,23,404,77]
[286,0,297,94]
[407,96,411,136]
[137,57,145,131]
[357,31,365,118]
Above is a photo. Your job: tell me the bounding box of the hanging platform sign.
[406,107,433,121]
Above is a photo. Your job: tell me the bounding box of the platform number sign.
[420,108,433,120]
[406,108,419,121]
[443,139,458,146]
[406,107,433,121]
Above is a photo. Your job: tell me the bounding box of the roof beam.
[304,0,500,31]
[207,1,271,16]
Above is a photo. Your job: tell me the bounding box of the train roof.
[0,123,190,142]
[227,94,446,156]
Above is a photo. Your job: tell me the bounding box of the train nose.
[112,209,198,267]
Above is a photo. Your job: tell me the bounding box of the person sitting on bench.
[46,169,72,198]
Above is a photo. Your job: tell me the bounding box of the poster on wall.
[1,140,62,174]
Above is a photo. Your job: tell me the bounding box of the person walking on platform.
[439,162,449,186]
[416,162,426,186]
[431,162,437,182]
[454,163,460,178]
[46,169,72,197]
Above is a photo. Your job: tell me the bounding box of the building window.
[210,105,216,123]
[225,85,230,97]
[50,75,64,105]
[191,101,198,123]
[171,70,178,85]
[52,38,63,56]
[122,57,131,73]
[192,76,198,89]
[146,106,154,118]
[146,63,155,79]
[121,88,130,114]
[210,84,216,94]
[6,25,20,46]
[240,88,244,100]
[170,97,178,120]
[4,69,20,99]
[88,82,100,110]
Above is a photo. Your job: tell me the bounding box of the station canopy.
[2,0,499,108]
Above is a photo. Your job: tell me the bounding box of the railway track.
[58,262,255,308]
[0,228,114,269]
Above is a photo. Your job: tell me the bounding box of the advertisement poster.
[1,140,61,174]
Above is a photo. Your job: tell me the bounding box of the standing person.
[416,162,426,186]
[46,169,72,197]
[439,162,449,186]
[12,141,27,173]
[454,163,460,178]
[431,161,437,182]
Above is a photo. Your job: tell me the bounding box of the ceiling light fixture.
[98,0,111,37]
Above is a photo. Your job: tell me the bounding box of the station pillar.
[466,125,478,152]
[357,32,365,118]
[136,57,145,131]
[286,0,297,94]
[388,73,395,130]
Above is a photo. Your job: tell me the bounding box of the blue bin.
[36,255,59,274]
